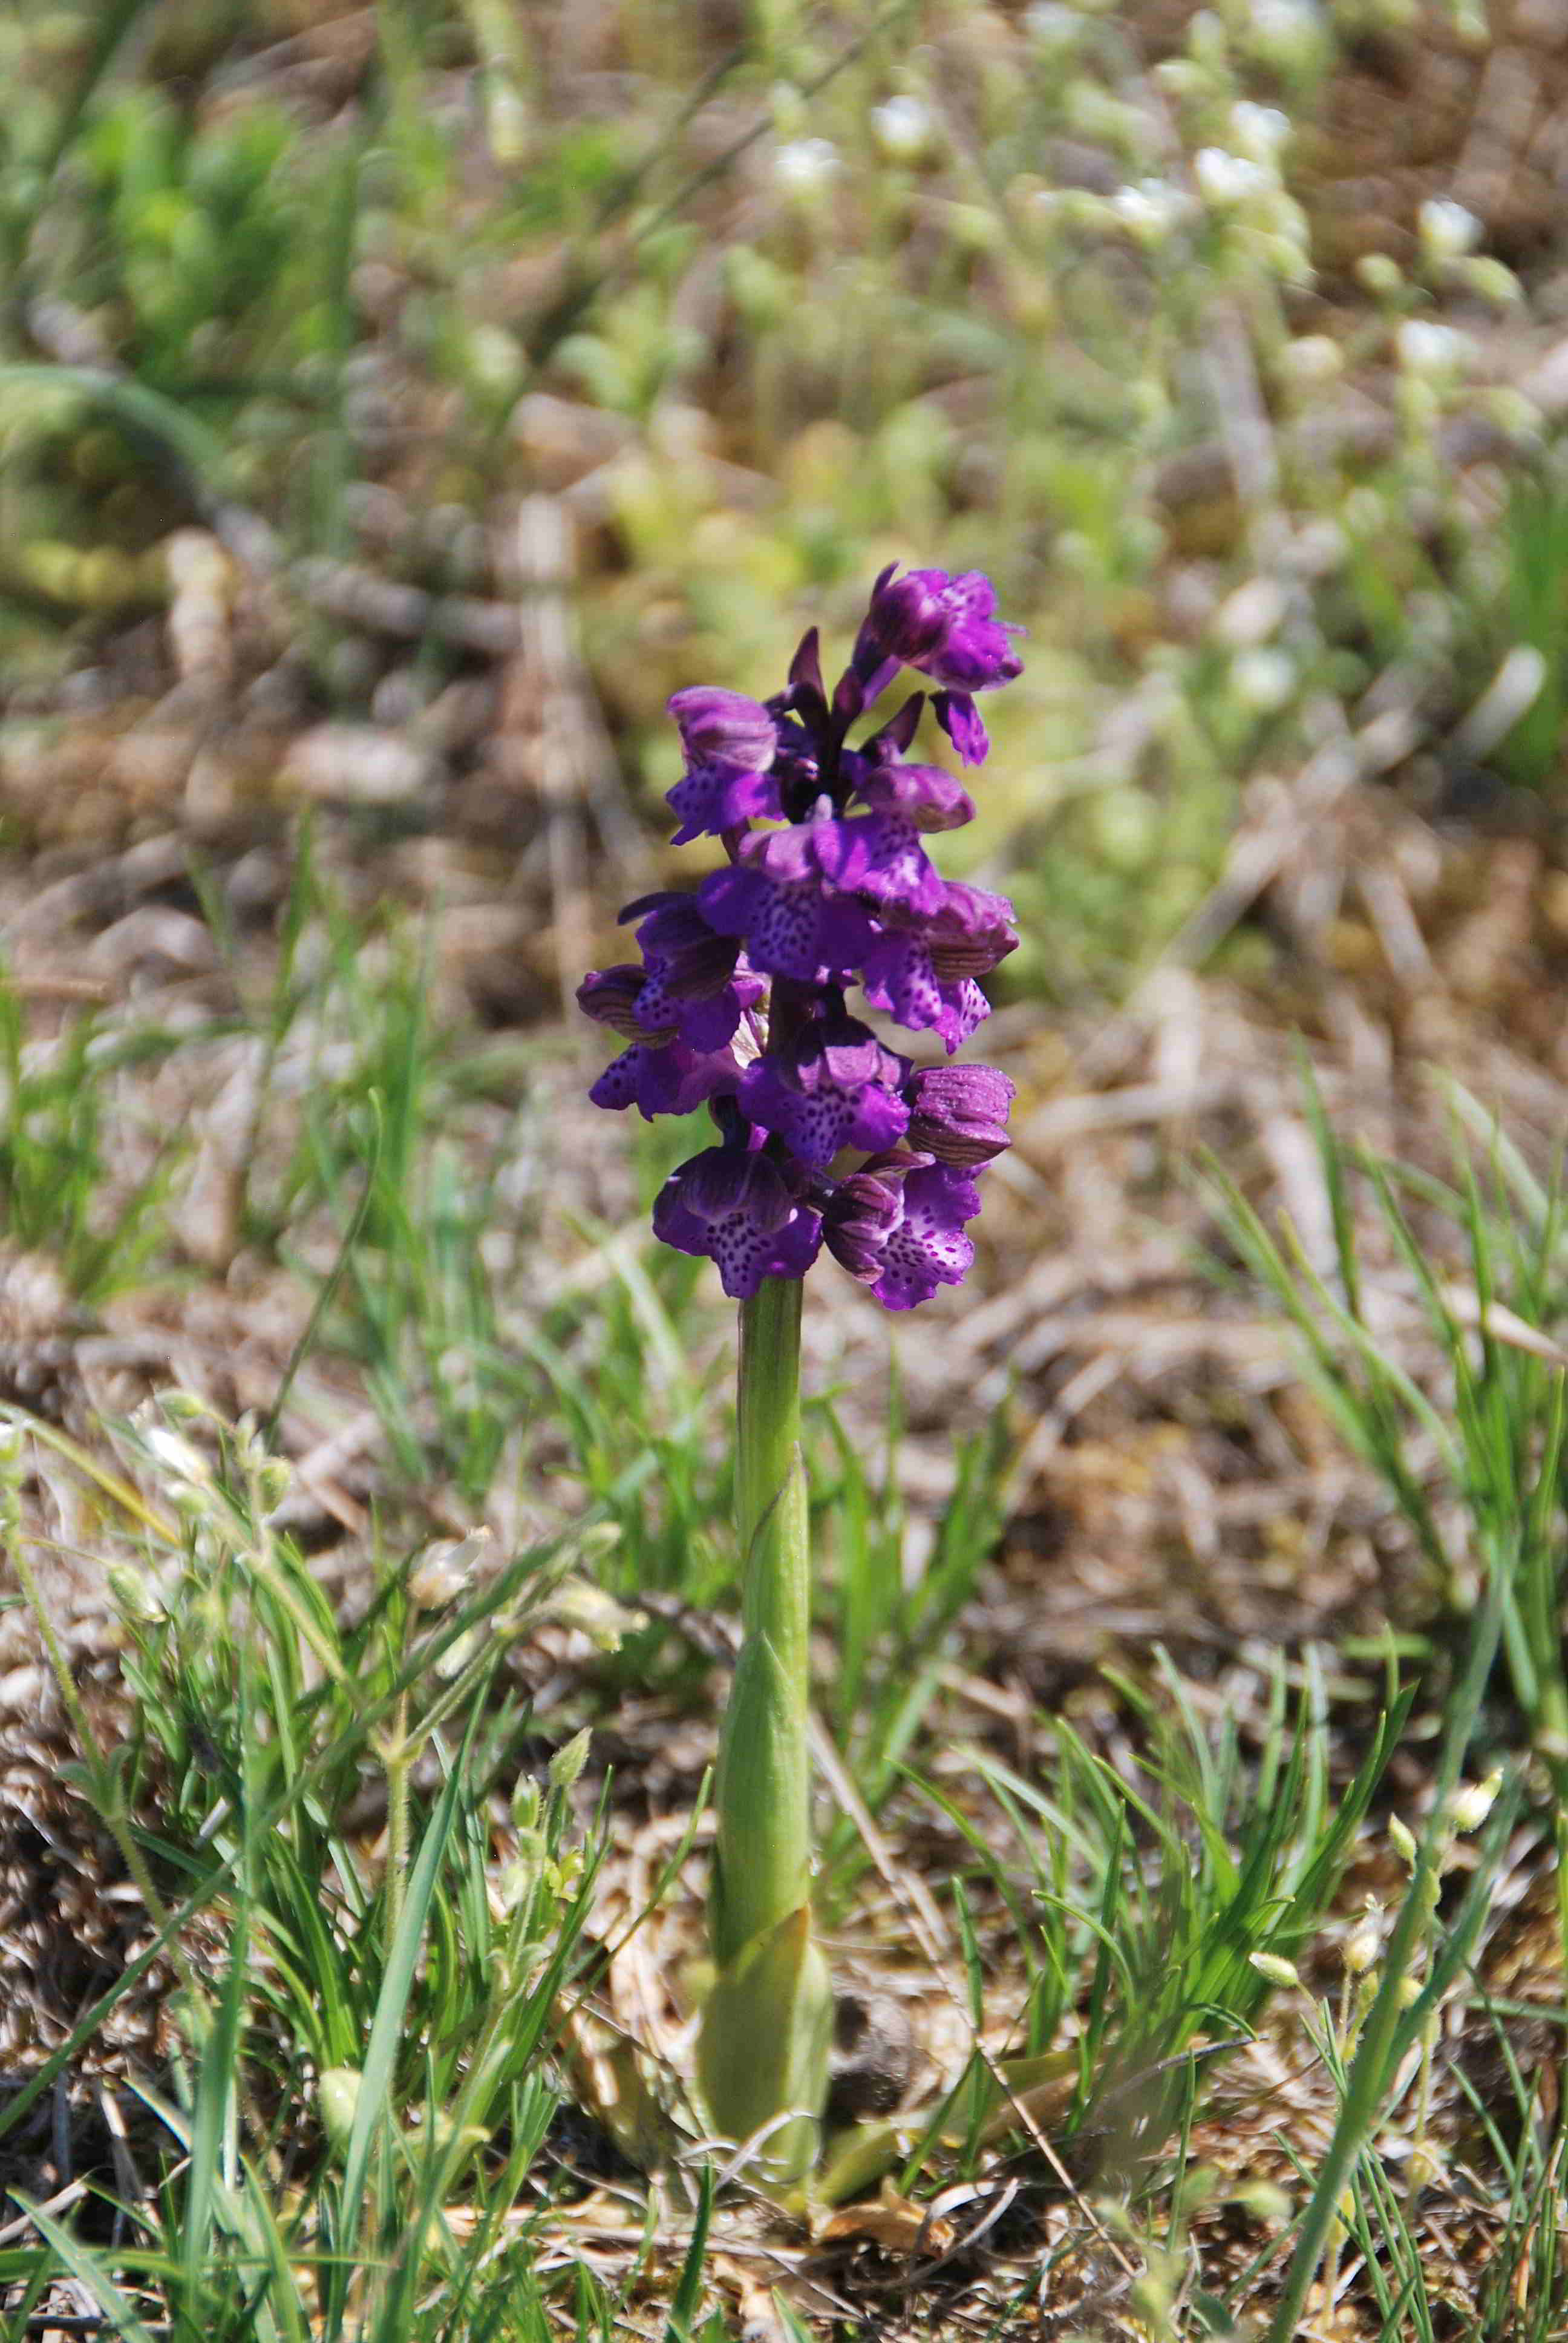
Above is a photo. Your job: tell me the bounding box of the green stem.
[714,1277,812,1964]
[698,1277,831,2177]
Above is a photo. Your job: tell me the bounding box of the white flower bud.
[1448,1771,1503,1832]
[1388,1815,1419,1869]
[155,1389,209,1422]
[408,1529,489,1611]
[1278,333,1342,388]
[1249,1950,1301,1988]
[1195,148,1271,206]
[1343,1911,1380,1975]
[1229,102,1290,161]
[1418,198,1482,260]
[1023,2,1081,49]
[774,137,842,195]
[318,2067,362,2149]
[1214,576,1288,647]
[1356,254,1403,298]
[1111,180,1193,243]
[871,96,932,162]
[1245,0,1326,73]
[106,1564,166,1625]
[1396,320,1471,378]
[144,1424,213,1486]
[1231,647,1297,713]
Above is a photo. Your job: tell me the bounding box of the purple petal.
[933,690,990,767]
[852,759,975,833]
[698,863,877,983]
[589,1039,743,1120]
[869,1162,984,1311]
[904,1063,1015,1164]
[667,761,784,845]
[667,687,778,770]
[652,1146,823,1299]
[822,1167,907,1281]
[856,566,1023,695]
[860,929,992,1051]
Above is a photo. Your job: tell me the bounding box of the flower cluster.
[579,566,1022,1309]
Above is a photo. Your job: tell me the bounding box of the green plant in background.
[0,1392,617,2343]
[1218,1078,1568,1882]
[1214,1075,1568,2330]
[0,969,188,1302]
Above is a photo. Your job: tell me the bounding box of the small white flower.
[774,137,842,195]
[1229,102,1290,161]
[144,1424,212,1486]
[1279,333,1343,388]
[408,1529,489,1612]
[1214,575,1288,649]
[1419,197,1482,260]
[1343,1911,1381,1976]
[1396,318,1471,377]
[1111,179,1192,240]
[1195,148,1270,208]
[1246,0,1326,71]
[1022,1,1080,45]
[1448,1770,1503,1832]
[1231,646,1297,713]
[871,95,932,162]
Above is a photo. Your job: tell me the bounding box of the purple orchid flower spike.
[580,561,1021,1308]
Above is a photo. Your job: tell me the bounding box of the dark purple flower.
[860,882,1018,1052]
[849,757,975,833]
[652,1144,823,1300]
[904,1063,1016,1165]
[632,967,764,1052]
[579,563,1023,1308]
[855,567,1023,695]
[698,856,878,983]
[666,761,784,846]
[851,569,1021,767]
[866,1161,984,1312]
[578,960,762,1054]
[821,1161,910,1282]
[667,687,779,771]
[590,1036,745,1121]
[739,1009,910,1168]
[932,689,991,769]
[746,811,945,922]
[621,892,742,1001]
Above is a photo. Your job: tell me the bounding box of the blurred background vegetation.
[6,3,1568,2336]
[8,0,1567,1002]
